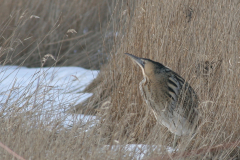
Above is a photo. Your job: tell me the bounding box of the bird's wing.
[166,73,182,111]
[167,71,198,112]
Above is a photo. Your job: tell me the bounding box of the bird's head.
[125,53,167,78]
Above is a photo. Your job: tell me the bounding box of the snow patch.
[0,66,98,128]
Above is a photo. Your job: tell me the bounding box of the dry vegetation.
[0,0,115,69]
[0,0,240,159]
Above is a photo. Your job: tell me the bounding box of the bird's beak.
[125,53,144,68]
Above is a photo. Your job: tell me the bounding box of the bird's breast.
[140,80,169,113]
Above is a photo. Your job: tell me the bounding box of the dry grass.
[1,0,240,159]
[0,0,115,69]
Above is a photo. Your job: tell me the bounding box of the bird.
[125,53,199,147]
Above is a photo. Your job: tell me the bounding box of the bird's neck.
[139,77,148,102]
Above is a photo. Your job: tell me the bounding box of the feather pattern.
[125,53,199,137]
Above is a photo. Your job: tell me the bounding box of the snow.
[0,66,98,128]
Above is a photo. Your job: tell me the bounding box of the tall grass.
[0,0,240,159]
[78,0,240,159]
[0,0,115,69]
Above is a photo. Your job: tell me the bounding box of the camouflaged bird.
[125,53,199,146]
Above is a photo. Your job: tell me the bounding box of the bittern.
[125,53,199,147]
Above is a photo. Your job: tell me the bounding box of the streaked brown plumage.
[125,53,199,146]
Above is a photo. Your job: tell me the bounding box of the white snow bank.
[0,66,98,128]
